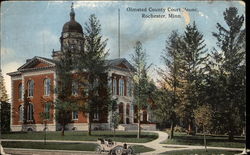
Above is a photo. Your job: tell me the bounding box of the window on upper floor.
[127,79,132,97]
[44,78,51,96]
[18,83,23,99]
[27,80,34,97]
[112,79,117,95]
[72,81,78,96]
[119,79,124,96]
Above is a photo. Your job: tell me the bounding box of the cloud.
[37,30,59,54]
[2,61,23,100]
[1,47,15,59]
[198,11,208,19]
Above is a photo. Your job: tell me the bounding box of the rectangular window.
[45,103,51,120]
[119,79,124,96]
[93,108,99,121]
[72,111,78,120]
[18,84,23,99]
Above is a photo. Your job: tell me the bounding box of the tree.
[55,99,78,136]
[212,7,245,140]
[157,31,182,139]
[130,41,151,139]
[55,30,78,136]
[0,70,8,102]
[194,104,213,152]
[175,22,208,134]
[108,99,120,138]
[0,71,10,132]
[76,14,109,136]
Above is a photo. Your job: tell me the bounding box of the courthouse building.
[7,6,156,132]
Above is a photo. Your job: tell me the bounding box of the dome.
[62,3,83,34]
[62,20,83,33]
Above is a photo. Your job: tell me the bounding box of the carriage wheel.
[127,146,134,155]
[114,146,123,155]
[95,145,102,154]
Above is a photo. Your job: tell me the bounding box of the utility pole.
[118,8,120,58]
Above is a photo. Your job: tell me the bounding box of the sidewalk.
[2,131,247,155]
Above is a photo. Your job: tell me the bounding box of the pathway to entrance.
[2,130,247,154]
[128,130,245,154]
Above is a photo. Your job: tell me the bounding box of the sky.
[0,1,245,99]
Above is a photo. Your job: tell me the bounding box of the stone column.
[130,103,134,124]
[123,103,126,124]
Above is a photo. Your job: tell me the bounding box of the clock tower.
[56,3,84,59]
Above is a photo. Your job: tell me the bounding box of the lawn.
[2,131,158,143]
[2,141,97,151]
[160,149,241,155]
[131,145,155,153]
[2,141,154,153]
[163,132,245,148]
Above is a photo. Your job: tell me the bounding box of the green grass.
[2,141,154,153]
[2,141,97,151]
[131,145,155,153]
[163,132,245,148]
[160,149,241,155]
[2,131,158,143]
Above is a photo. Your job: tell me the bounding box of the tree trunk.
[188,123,192,135]
[137,113,141,139]
[61,125,65,136]
[88,114,92,136]
[113,127,116,138]
[170,121,174,139]
[203,125,207,152]
[228,130,234,141]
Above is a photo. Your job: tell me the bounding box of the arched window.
[18,83,22,99]
[44,78,51,96]
[19,105,24,122]
[44,103,51,120]
[112,79,117,95]
[26,103,34,121]
[119,79,124,96]
[27,80,34,97]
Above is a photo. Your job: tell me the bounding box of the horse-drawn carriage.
[96,138,134,155]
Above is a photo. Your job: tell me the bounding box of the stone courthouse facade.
[8,6,156,132]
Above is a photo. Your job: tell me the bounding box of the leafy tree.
[0,70,8,102]
[76,14,110,136]
[175,22,208,134]
[130,41,151,139]
[212,7,245,140]
[55,99,78,136]
[108,99,120,138]
[194,104,213,152]
[0,70,10,132]
[157,31,182,139]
